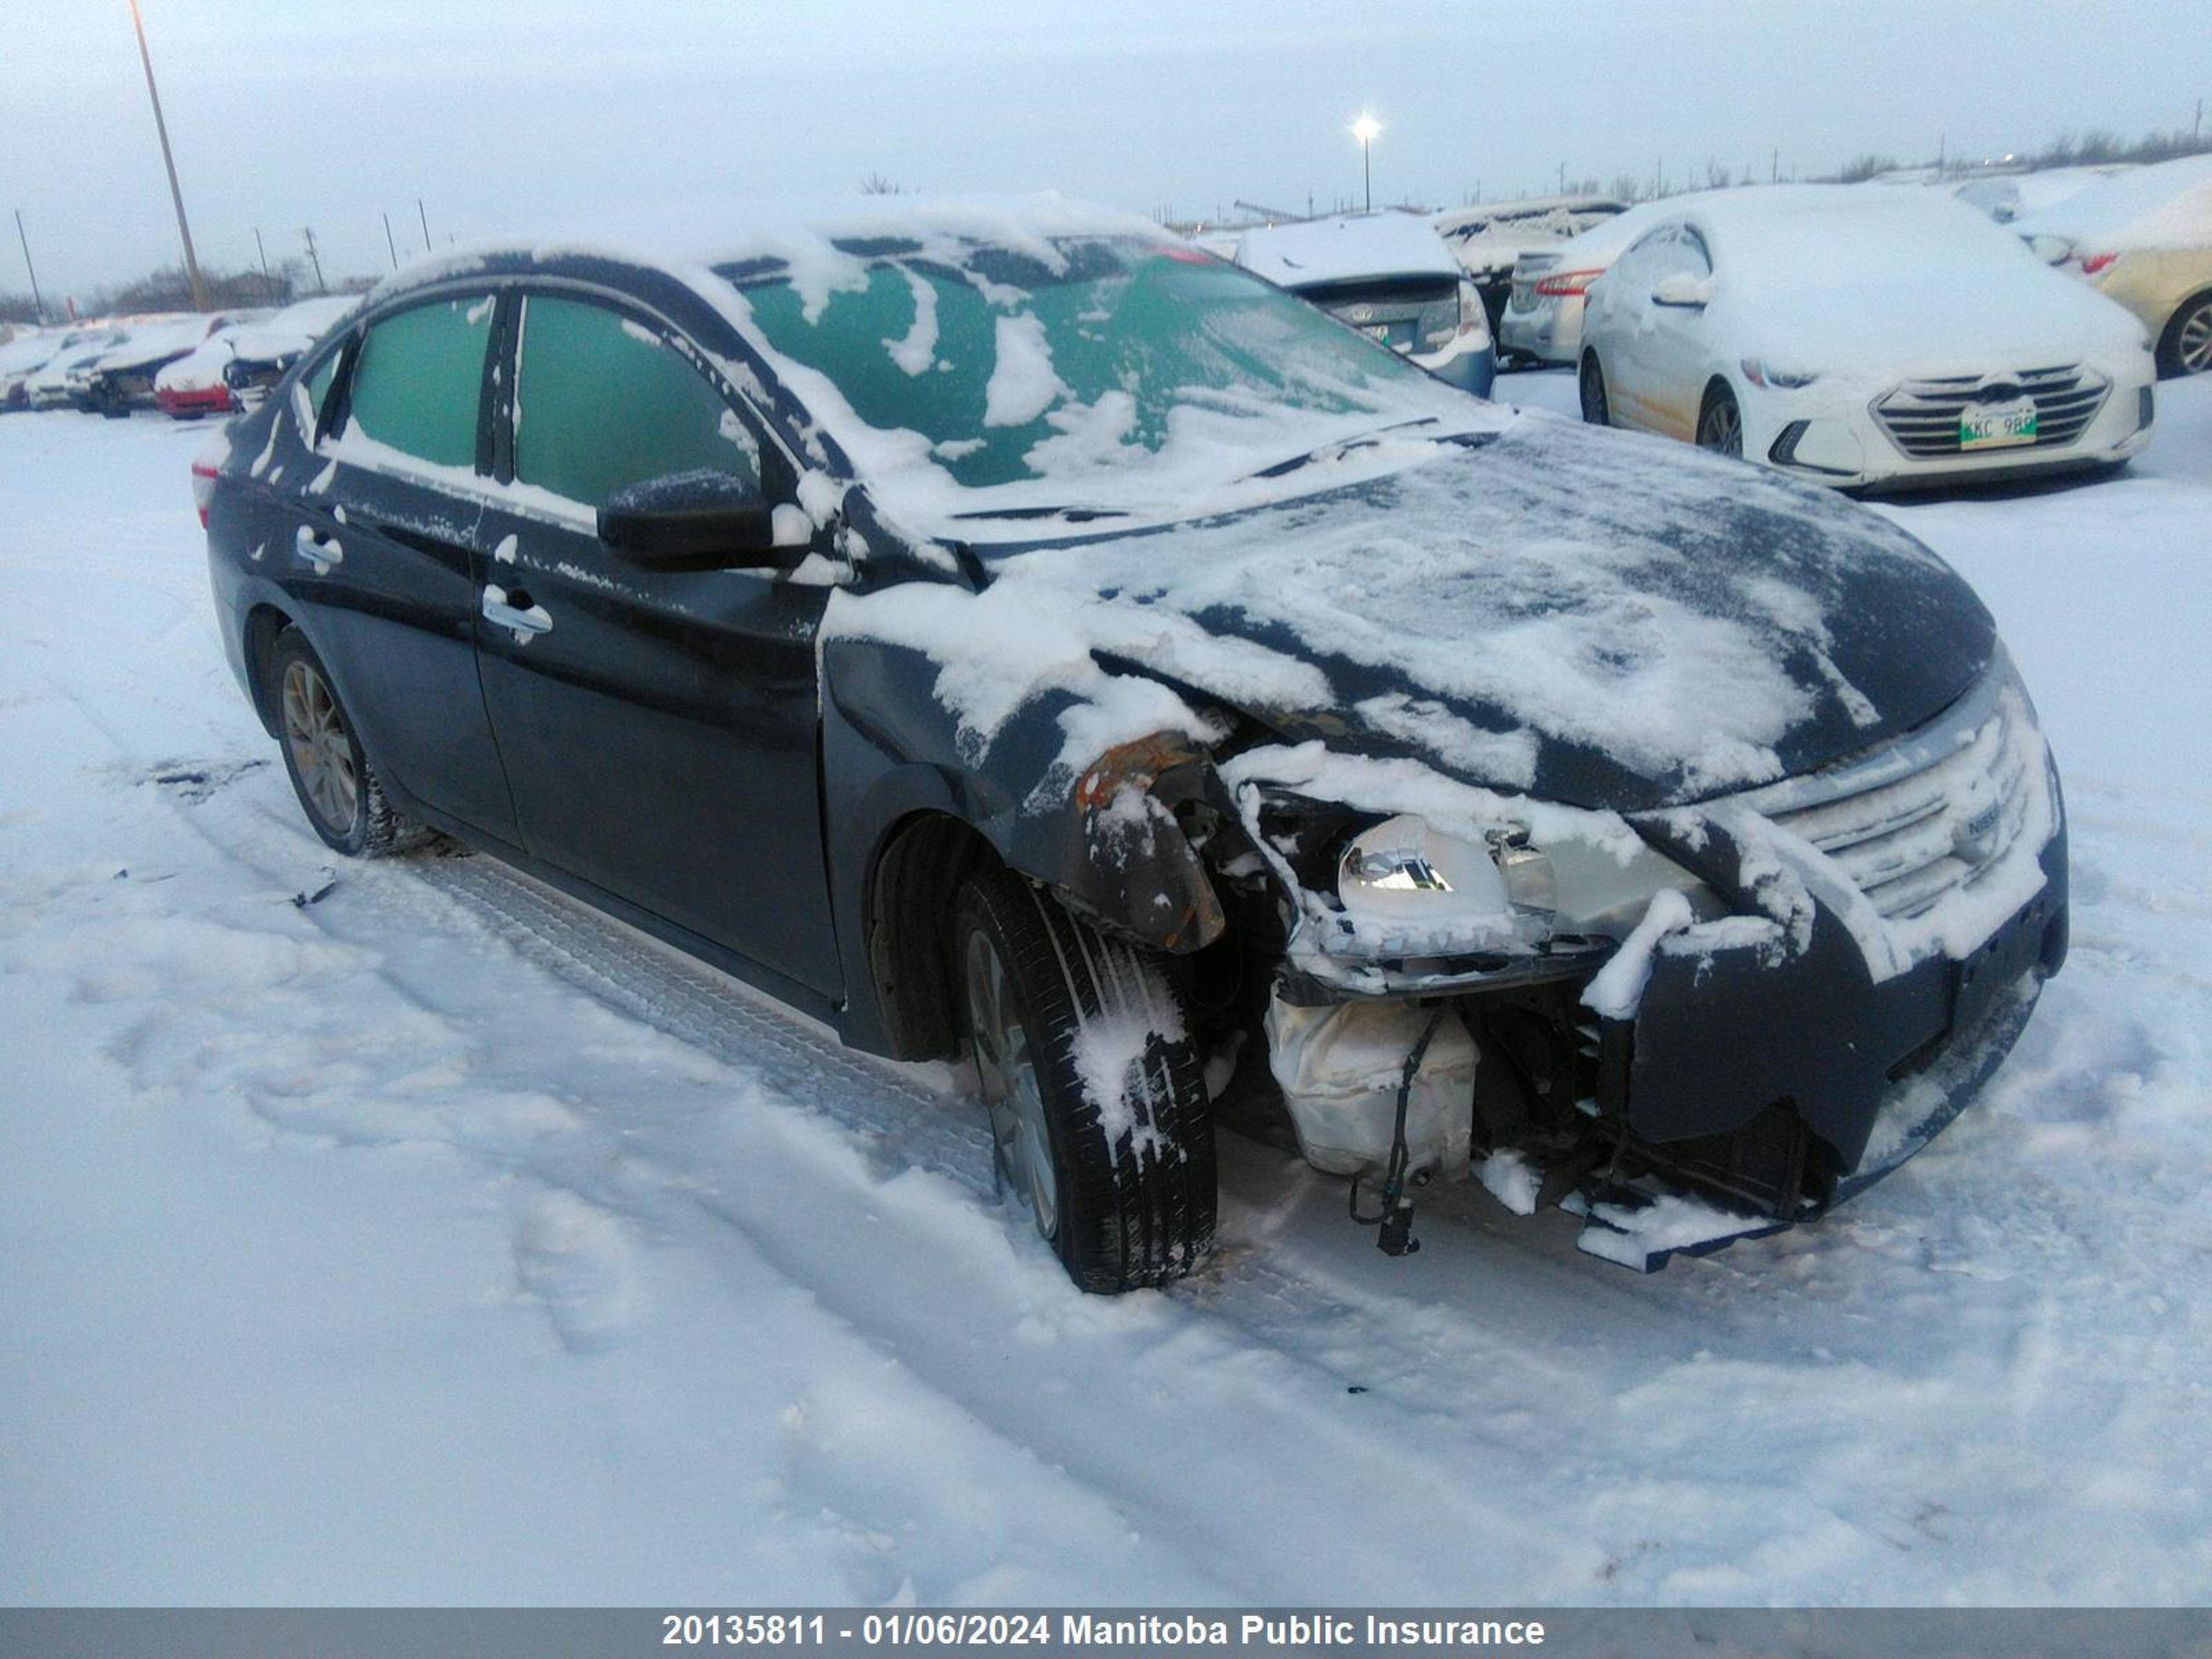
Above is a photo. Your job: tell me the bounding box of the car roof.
[361,193,1168,312]
[1231,213,1460,287]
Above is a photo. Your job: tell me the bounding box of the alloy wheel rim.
[281,659,359,834]
[2180,301,2212,373]
[1702,400,1742,456]
[964,930,1058,1240]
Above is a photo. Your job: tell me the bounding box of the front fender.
[821,634,1228,1049]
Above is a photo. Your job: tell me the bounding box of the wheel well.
[2162,287,2212,343]
[865,811,997,1061]
[243,603,297,738]
[1700,375,1737,415]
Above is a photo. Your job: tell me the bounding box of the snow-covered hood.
[962,412,1996,812]
[1716,265,2148,382]
[156,337,236,393]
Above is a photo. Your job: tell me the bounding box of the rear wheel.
[2157,290,2212,377]
[265,628,425,858]
[1696,382,1744,457]
[1578,351,1611,425]
[955,868,1215,1293]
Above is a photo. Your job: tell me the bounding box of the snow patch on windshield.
[883,268,939,376]
[982,315,1067,427]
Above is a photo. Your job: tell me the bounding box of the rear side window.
[345,296,492,469]
[513,294,758,509]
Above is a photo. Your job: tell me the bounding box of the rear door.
[293,291,520,841]
[471,288,842,997]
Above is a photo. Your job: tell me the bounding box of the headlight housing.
[1250,792,1719,969]
[1741,357,1821,390]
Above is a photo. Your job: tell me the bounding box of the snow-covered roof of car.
[1432,195,1629,238]
[2008,154,2212,250]
[1524,189,1741,270]
[225,294,361,362]
[369,193,1170,310]
[1672,184,2042,269]
[1953,165,2137,223]
[93,316,216,372]
[1230,213,1460,288]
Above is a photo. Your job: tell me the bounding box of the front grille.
[1762,704,2030,921]
[1872,364,2109,458]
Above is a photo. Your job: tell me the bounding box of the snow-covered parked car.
[1433,194,1628,331]
[24,332,124,411]
[84,315,232,415]
[154,315,272,418]
[2012,155,2212,377]
[200,195,2070,1288]
[1577,185,2155,489]
[1232,212,1495,395]
[0,328,73,410]
[216,294,359,408]
[1501,191,1733,367]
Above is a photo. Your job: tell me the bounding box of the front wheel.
[955,868,1215,1293]
[1579,351,1611,425]
[1696,382,1744,457]
[2157,290,2212,377]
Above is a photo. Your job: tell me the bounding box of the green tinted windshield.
[722,236,1437,491]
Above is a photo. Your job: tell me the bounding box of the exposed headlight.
[1741,357,1821,389]
[1253,796,1719,966]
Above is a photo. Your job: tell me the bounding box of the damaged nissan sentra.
[199,195,2067,1291]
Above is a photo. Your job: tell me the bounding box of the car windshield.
[720,234,1473,520]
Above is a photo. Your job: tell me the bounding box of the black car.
[200,197,2068,1292]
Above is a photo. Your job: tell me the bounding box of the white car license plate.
[1960,397,2038,451]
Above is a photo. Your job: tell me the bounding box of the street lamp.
[127,0,206,311]
[1350,113,1382,213]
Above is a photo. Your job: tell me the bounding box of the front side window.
[512,295,759,509]
[344,295,492,469]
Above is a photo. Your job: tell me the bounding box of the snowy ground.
[2,377,2207,1606]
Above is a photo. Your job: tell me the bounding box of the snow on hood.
[1232,214,1460,288]
[834,411,1996,813]
[1684,187,2151,378]
[154,336,235,394]
[2009,154,2212,251]
[1953,165,2137,223]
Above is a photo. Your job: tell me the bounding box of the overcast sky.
[6,0,2207,298]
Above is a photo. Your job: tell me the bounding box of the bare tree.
[859,172,908,196]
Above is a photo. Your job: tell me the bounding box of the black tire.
[1579,351,1611,425]
[1696,381,1743,457]
[2155,290,2212,378]
[955,868,1215,1293]
[264,627,427,858]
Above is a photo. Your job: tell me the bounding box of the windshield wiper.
[950,504,1132,523]
[1244,415,1450,481]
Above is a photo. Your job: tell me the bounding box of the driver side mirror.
[1650,273,1714,310]
[598,470,799,572]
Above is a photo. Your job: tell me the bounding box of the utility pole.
[382,211,400,271]
[1772,147,1779,183]
[14,209,46,323]
[1558,161,1566,194]
[126,0,206,310]
[301,226,325,294]
[417,198,431,254]
[254,227,273,299]
[2195,98,2202,144]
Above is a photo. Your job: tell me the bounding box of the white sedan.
[1576,186,2156,489]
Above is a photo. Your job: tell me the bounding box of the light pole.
[1350,113,1382,213]
[15,209,46,324]
[126,0,206,311]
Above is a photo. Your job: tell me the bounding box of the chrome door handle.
[482,584,552,641]
[293,525,343,571]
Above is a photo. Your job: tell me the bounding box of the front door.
[471,290,842,997]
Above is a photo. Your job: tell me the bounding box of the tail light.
[1535,268,1603,298]
[2079,252,2118,276]
[191,460,218,528]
